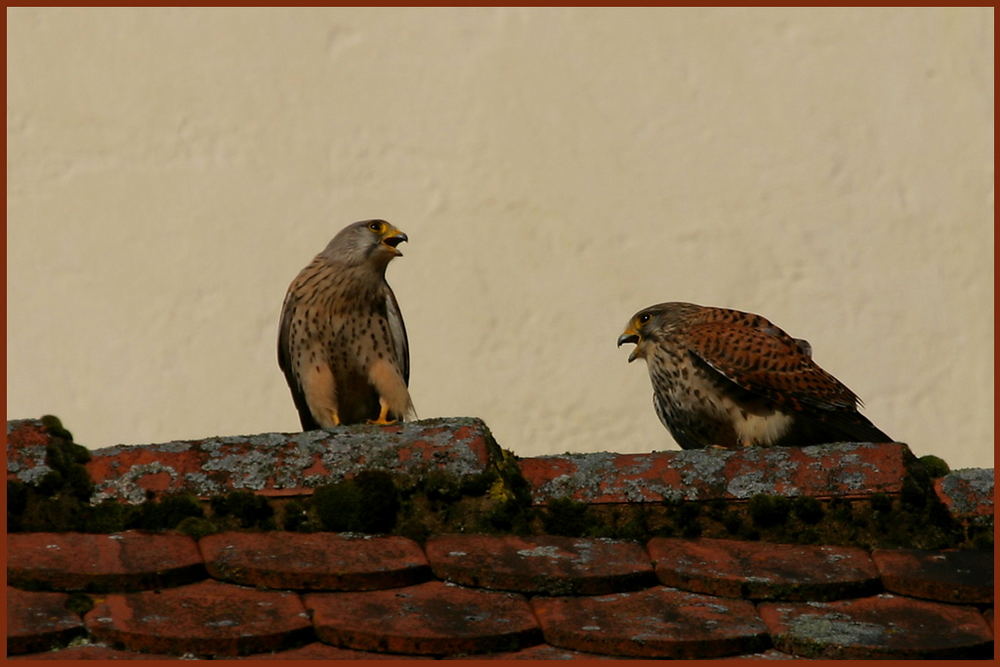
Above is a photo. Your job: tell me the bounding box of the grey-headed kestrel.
[617,302,892,449]
[278,220,414,429]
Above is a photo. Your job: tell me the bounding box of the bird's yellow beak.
[617,325,641,363]
[380,224,408,257]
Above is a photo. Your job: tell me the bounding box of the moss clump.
[175,516,220,540]
[40,414,74,442]
[792,496,824,524]
[134,492,204,531]
[211,491,275,529]
[314,470,399,533]
[541,497,591,536]
[65,593,94,616]
[917,454,950,480]
[749,494,791,528]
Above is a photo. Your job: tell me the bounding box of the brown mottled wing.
[385,286,409,385]
[681,320,858,412]
[277,286,319,430]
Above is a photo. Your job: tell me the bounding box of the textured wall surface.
[7,8,994,468]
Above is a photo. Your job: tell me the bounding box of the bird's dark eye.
[368,221,382,232]
[638,313,651,324]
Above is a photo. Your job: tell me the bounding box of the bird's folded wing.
[682,321,859,412]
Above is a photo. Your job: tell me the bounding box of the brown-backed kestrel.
[617,302,892,449]
[278,220,414,429]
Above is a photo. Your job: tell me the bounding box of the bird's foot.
[367,398,398,426]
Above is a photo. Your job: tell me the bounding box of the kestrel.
[278,220,414,429]
[617,302,892,449]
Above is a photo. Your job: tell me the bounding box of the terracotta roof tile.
[872,547,993,604]
[83,580,312,657]
[6,416,995,660]
[934,468,994,518]
[467,643,622,659]
[6,587,85,655]
[759,594,994,659]
[83,417,495,502]
[243,642,434,659]
[426,534,655,595]
[9,644,172,660]
[201,531,429,591]
[305,581,541,656]
[7,531,204,592]
[649,537,879,601]
[520,442,911,504]
[532,586,770,658]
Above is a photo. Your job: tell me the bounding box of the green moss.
[134,493,204,531]
[176,516,220,540]
[917,454,950,479]
[749,494,790,528]
[869,492,892,513]
[40,414,74,442]
[211,491,275,529]
[541,497,590,536]
[314,470,399,533]
[64,593,94,616]
[281,500,310,532]
[792,496,824,524]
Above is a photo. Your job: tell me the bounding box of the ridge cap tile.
[7,531,206,593]
[648,536,880,601]
[426,533,656,595]
[82,417,494,502]
[82,579,312,657]
[759,592,994,659]
[200,531,430,591]
[520,441,911,505]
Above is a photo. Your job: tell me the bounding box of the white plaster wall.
[7,7,994,469]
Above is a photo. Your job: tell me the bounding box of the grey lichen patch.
[91,462,180,504]
[787,613,886,646]
[676,450,730,493]
[202,447,278,490]
[15,463,54,485]
[940,468,994,514]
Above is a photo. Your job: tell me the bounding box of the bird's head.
[617,302,696,362]
[322,219,408,269]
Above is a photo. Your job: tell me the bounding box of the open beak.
[617,327,641,363]
[381,226,408,256]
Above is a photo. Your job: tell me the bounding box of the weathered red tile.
[521,442,912,505]
[8,531,205,592]
[305,581,541,656]
[86,417,496,502]
[426,534,654,595]
[243,642,432,659]
[7,419,56,484]
[6,587,84,655]
[721,649,800,660]
[872,548,993,604]
[532,586,769,658]
[84,579,312,657]
[200,531,429,590]
[759,594,994,659]
[649,537,878,601]
[466,644,622,659]
[10,644,173,659]
[934,469,994,518]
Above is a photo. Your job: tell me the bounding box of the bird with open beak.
[618,302,892,449]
